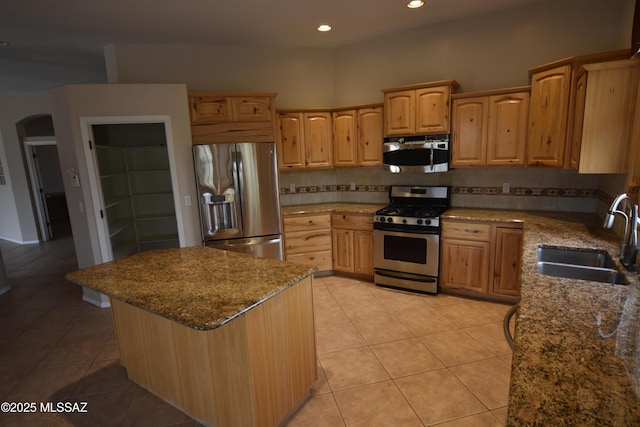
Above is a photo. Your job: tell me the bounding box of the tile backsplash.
[278,167,627,214]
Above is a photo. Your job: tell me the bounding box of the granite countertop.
[281,203,385,216]
[445,208,640,426]
[65,246,316,330]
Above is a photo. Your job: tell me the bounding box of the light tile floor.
[0,234,514,426]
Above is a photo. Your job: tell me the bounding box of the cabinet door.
[353,230,373,277]
[452,97,488,166]
[384,90,415,136]
[303,112,333,168]
[332,110,358,167]
[277,113,305,169]
[416,85,451,134]
[189,95,231,123]
[231,97,273,121]
[492,227,523,297]
[358,107,383,166]
[487,92,529,166]
[577,62,640,174]
[440,238,490,293]
[527,65,571,167]
[332,229,354,273]
[627,79,640,203]
[569,72,587,170]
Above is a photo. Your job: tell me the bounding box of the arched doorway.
[17,115,71,241]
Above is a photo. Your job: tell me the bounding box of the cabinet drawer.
[442,221,491,241]
[284,230,332,254]
[283,214,332,232]
[286,250,333,271]
[331,214,374,230]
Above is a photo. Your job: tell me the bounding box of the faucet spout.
[604,193,639,271]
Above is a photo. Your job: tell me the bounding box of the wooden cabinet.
[188,93,277,144]
[492,226,523,297]
[382,80,459,137]
[570,59,640,174]
[527,50,629,168]
[277,111,333,170]
[527,65,572,167]
[441,219,523,302]
[283,214,333,272]
[452,88,529,167]
[332,109,358,167]
[331,214,374,277]
[626,73,640,204]
[451,96,488,166]
[332,105,383,167]
[357,106,384,166]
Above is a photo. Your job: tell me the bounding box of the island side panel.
[110,298,257,427]
[245,275,317,426]
[109,275,316,427]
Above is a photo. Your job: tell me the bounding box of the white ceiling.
[0,0,546,92]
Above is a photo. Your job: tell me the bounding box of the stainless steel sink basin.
[537,245,628,285]
[537,246,616,269]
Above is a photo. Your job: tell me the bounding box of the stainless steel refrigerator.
[193,143,283,260]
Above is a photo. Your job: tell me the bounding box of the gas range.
[374,186,449,232]
[373,185,450,294]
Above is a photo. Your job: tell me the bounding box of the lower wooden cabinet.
[331,214,374,278]
[283,214,333,272]
[441,219,522,301]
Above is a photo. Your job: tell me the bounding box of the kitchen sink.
[537,245,627,285]
[537,246,617,269]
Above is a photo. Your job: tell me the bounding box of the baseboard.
[0,236,40,244]
[82,293,111,308]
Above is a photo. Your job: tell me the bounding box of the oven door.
[373,229,439,277]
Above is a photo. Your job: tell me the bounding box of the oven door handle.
[429,145,434,171]
[374,269,437,283]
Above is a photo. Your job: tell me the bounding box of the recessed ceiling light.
[0,41,9,47]
[317,24,332,32]
[407,0,425,8]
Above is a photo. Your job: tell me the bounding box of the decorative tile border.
[280,184,604,198]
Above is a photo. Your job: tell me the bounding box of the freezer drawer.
[205,235,283,260]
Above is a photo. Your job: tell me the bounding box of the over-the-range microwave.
[382,134,450,173]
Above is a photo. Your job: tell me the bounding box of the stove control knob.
[425,219,431,225]
[402,219,407,224]
[387,217,393,223]
[417,219,423,225]
[377,217,384,222]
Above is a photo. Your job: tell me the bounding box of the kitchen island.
[444,209,640,426]
[66,246,317,427]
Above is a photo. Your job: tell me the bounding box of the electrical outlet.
[71,175,80,187]
[502,183,511,194]
[289,183,296,193]
[184,195,191,206]
[350,181,356,191]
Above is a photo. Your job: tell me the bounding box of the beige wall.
[106,0,634,108]
[49,84,200,272]
[0,92,52,243]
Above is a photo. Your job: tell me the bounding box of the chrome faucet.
[603,193,640,271]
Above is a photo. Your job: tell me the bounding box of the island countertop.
[65,246,316,330]
[444,208,640,426]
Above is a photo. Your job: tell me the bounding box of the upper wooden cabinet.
[452,88,529,167]
[332,105,383,167]
[526,50,629,167]
[527,65,572,167]
[570,59,640,174]
[188,93,277,144]
[627,71,640,204]
[276,111,333,170]
[381,80,459,137]
[357,106,384,166]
